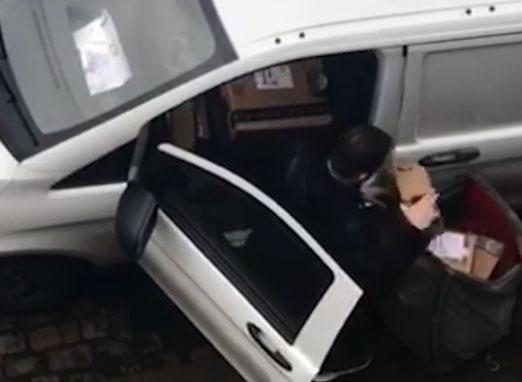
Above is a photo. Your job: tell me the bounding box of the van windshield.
[0,0,219,134]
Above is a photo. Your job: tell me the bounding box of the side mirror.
[116,181,158,260]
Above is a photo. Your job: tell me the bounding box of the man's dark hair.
[328,125,393,182]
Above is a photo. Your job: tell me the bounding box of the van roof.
[214,0,520,49]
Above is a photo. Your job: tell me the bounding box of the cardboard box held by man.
[394,164,503,280]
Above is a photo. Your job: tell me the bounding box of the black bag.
[381,176,522,374]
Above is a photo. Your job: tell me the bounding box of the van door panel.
[396,34,522,208]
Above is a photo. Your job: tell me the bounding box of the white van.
[1,1,522,380]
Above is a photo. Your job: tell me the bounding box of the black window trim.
[51,139,136,189]
[0,0,236,161]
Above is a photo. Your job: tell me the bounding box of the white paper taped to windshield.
[73,10,132,96]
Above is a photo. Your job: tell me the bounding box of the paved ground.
[0,265,243,382]
[1,264,521,382]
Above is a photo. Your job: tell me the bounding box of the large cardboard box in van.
[220,59,332,136]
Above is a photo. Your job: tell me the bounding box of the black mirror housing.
[116,181,158,260]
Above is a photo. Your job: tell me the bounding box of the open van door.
[117,142,362,382]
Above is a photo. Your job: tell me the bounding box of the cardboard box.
[472,236,504,279]
[429,231,503,279]
[220,58,332,135]
[394,163,433,205]
[167,101,196,150]
[431,232,476,274]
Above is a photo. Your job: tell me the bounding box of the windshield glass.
[0,0,219,134]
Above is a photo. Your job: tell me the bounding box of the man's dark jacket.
[306,155,429,301]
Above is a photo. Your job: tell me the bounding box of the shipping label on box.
[254,65,294,90]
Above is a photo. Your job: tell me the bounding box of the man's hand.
[400,191,440,230]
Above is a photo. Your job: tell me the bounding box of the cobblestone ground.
[0,266,243,382]
[2,264,520,382]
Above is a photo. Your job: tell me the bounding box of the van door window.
[143,150,334,343]
[415,39,522,139]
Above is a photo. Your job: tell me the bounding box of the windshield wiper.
[0,32,17,103]
[0,24,7,60]
[0,20,39,144]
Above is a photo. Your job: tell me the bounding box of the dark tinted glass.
[144,150,333,342]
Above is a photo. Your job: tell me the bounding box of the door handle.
[419,147,480,168]
[247,322,293,372]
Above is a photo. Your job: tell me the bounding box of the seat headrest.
[280,144,324,221]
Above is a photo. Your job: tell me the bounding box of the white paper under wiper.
[73,9,132,96]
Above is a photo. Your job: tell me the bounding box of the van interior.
[140,51,522,378]
[153,51,378,218]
